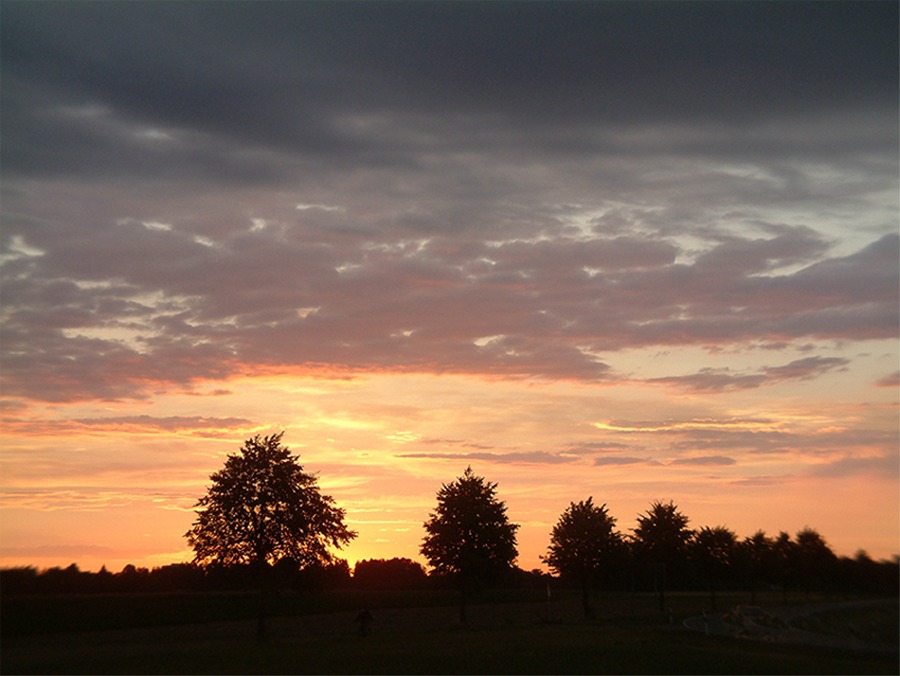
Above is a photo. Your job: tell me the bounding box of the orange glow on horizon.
[2,368,896,575]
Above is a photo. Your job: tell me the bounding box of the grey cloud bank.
[1,1,897,402]
[2,2,896,176]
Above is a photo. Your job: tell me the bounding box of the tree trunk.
[657,562,667,613]
[581,569,594,619]
[256,561,270,642]
[459,584,468,625]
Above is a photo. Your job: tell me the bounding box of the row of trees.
[543,497,888,618]
[4,435,895,636]
[184,434,897,630]
[2,542,894,601]
[416,466,897,620]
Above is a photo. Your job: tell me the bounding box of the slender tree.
[771,531,795,602]
[739,530,775,604]
[633,500,692,612]
[543,497,621,618]
[420,467,518,623]
[793,527,837,595]
[185,432,356,639]
[689,525,736,610]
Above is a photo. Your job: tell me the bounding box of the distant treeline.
[2,540,897,598]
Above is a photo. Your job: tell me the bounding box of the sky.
[1,1,897,574]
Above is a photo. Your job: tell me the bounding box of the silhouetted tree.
[420,467,518,623]
[738,530,775,604]
[833,551,900,595]
[689,525,736,610]
[185,432,356,639]
[41,564,86,594]
[771,531,795,602]
[543,497,621,618]
[633,500,692,612]
[792,527,836,595]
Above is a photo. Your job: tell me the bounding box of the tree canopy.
[633,499,693,611]
[633,500,693,562]
[421,467,518,621]
[185,433,356,569]
[543,497,621,617]
[689,525,737,609]
[421,467,518,578]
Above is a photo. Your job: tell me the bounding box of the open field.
[2,591,897,674]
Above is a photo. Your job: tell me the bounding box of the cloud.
[0,487,195,512]
[805,454,899,479]
[397,451,578,465]
[0,3,896,403]
[296,203,345,213]
[593,456,653,467]
[670,456,737,466]
[418,438,493,451]
[2,3,895,180]
[649,356,851,393]
[730,476,784,487]
[1,226,894,402]
[594,417,778,433]
[0,415,254,436]
[593,413,897,463]
[875,371,900,388]
[564,441,633,455]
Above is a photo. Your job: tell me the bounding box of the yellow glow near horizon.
[1,367,897,573]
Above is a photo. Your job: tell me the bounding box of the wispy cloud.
[670,455,737,467]
[805,454,899,479]
[649,356,851,393]
[397,451,579,465]
[593,456,655,466]
[875,371,900,388]
[0,415,254,436]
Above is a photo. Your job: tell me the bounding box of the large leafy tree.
[633,500,692,612]
[543,497,621,618]
[421,467,518,623]
[185,432,355,638]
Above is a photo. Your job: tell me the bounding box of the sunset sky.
[1,1,897,574]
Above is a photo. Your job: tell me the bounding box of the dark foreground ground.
[2,591,897,674]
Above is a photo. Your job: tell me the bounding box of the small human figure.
[355,608,373,637]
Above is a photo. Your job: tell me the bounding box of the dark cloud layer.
[2,1,896,180]
[1,1,897,402]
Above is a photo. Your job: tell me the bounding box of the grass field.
[2,590,897,674]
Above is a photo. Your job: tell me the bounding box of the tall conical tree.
[421,467,518,624]
[633,500,692,612]
[543,497,621,618]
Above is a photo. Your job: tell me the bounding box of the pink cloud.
[2,217,895,403]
